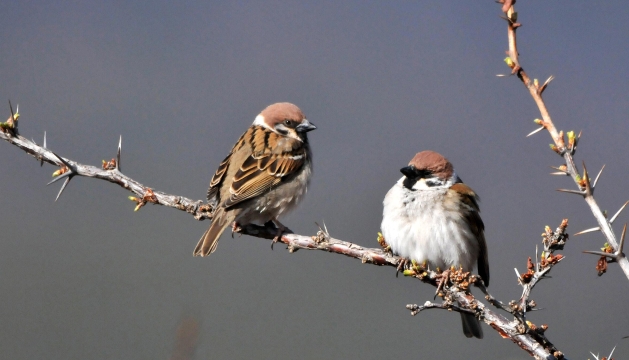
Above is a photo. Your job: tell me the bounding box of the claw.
[434,269,451,300]
[231,222,242,238]
[270,219,288,250]
[395,258,409,278]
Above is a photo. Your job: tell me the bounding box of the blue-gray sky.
[1,1,629,359]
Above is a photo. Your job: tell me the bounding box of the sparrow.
[194,102,316,256]
[380,150,489,339]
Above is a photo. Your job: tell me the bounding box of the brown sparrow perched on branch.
[380,151,489,338]
[194,102,316,256]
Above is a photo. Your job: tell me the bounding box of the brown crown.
[260,102,305,126]
[408,150,454,180]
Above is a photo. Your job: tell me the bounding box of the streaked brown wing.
[224,151,305,209]
[206,130,249,205]
[450,183,490,286]
[207,154,231,204]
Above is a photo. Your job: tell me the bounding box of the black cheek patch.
[403,177,417,190]
[424,179,439,187]
[275,127,288,136]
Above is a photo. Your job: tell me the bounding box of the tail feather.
[460,312,483,339]
[194,212,231,257]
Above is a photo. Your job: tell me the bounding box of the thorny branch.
[3,1,612,357]
[499,1,629,278]
[0,112,213,220]
[400,218,568,360]
[2,106,564,359]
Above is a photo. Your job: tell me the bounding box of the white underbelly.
[381,184,478,271]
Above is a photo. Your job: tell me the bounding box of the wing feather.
[206,130,249,206]
[223,129,307,209]
[450,183,490,286]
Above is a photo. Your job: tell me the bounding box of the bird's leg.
[231,221,243,238]
[395,257,409,278]
[270,218,292,250]
[434,268,451,299]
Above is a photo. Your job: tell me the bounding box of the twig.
[0,125,212,220]
[0,110,563,359]
[500,1,629,279]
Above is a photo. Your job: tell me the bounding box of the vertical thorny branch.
[499,1,629,279]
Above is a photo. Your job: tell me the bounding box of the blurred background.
[1,1,628,359]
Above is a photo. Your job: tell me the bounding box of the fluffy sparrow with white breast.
[380,151,489,338]
[194,102,316,256]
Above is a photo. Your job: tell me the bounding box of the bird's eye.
[417,170,432,179]
[283,119,294,127]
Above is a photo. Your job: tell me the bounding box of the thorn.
[41,131,47,167]
[582,250,609,256]
[47,151,76,186]
[539,75,554,94]
[592,164,605,190]
[16,104,19,114]
[574,227,601,236]
[51,151,72,170]
[609,346,616,359]
[556,189,586,196]
[116,135,121,171]
[514,267,522,282]
[50,151,72,169]
[8,100,15,123]
[47,170,72,185]
[582,161,592,194]
[526,126,545,137]
[609,201,629,224]
[582,250,620,261]
[550,172,568,176]
[619,224,626,256]
[55,176,72,201]
[550,165,569,175]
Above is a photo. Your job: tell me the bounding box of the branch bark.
[2,2,599,357]
[0,117,562,359]
[499,2,629,279]
[0,128,212,220]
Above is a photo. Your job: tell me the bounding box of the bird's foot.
[269,219,292,250]
[231,222,243,238]
[396,257,410,278]
[434,269,451,299]
[376,232,392,253]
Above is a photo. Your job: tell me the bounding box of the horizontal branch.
[0,128,212,220]
[240,222,560,359]
[1,114,560,359]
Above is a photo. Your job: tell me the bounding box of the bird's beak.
[400,165,416,178]
[296,119,317,133]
